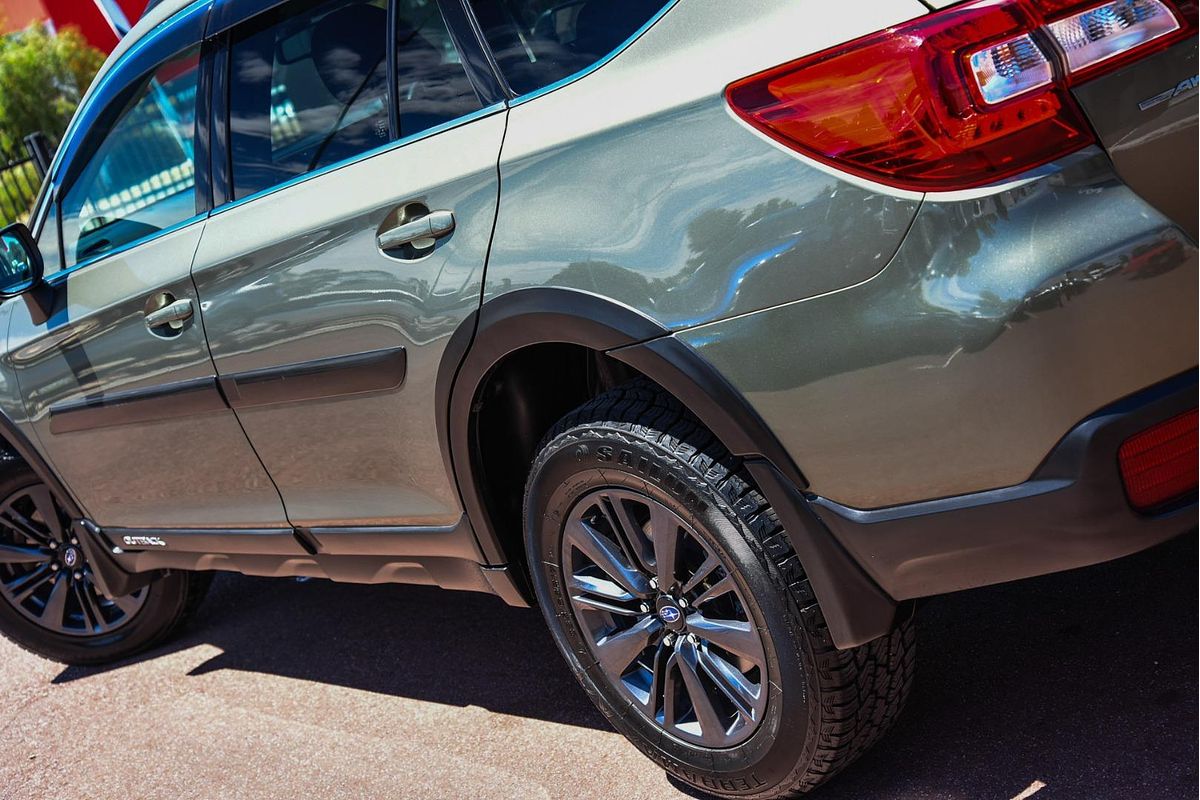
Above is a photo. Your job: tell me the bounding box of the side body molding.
[438,288,897,648]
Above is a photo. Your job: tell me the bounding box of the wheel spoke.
[570,595,644,616]
[569,573,635,603]
[109,590,144,617]
[565,518,650,597]
[697,647,760,721]
[74,581,106,632]
[645,640,669,717]
[687,614,764,665]
[692,575,736,608]
[39,577,68,628]
[9,564,53,603]
[0,543,50,565]
[0,509,52,545]
[649,504,680,590]
[27,486,63,538]
[568,576,643,616]
[600,495,655,576]
[595,615,661,676]
[676,641,726,740]
[661,650,684,730]
[680,553,721,596]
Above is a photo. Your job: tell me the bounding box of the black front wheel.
[524,381,914,798]
[0,462,210,665]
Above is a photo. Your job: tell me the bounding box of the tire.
[523,380,914,798]
[0,461,211,665]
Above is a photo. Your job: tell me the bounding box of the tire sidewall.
[525,424,821,796]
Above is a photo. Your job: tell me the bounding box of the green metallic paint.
[680,149,1198,508]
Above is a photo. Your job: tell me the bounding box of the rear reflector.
[727,0,1193,191]
[1118,409,1198,511]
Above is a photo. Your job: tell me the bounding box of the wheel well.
[471,343,640,579]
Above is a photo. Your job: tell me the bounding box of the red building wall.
[1,0,52,34]
[3,0,150,51]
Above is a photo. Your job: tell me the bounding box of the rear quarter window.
[467,0,671,96]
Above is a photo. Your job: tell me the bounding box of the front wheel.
[523,381,914,798]
[0,462,211,665]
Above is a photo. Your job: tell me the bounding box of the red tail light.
[727,0,1193,191]
[1118,409,1198,511]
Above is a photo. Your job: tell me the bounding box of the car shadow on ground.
[54,533,1197,798]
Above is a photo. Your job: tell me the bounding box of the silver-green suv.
[0,0,1195,794]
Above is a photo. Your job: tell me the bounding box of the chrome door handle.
[377,209,455,251]
[144,298,194,331]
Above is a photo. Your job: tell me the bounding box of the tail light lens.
[1047,0,1182,77]
[1118,409,1198,512]
[727,0,1192,191]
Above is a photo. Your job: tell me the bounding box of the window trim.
[210,100,505,215]
[44,214,208,289]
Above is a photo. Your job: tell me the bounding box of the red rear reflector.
[726,0,1193,191]
[1118,409,1198,511]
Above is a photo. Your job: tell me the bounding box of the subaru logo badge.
[659,605,681,624]
[62,548,78,568]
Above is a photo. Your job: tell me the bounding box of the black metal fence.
[0,144,42,228]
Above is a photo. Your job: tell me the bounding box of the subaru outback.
[0,0,1195,795]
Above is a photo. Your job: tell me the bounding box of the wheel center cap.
[655,597,686,630]
[61,547,80,569]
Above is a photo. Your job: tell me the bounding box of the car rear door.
[9,2,290,530]
[189,0,506,528]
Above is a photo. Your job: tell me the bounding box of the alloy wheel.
[0,483,145,636]
[562,488,768,748]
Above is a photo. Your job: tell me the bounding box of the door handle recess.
[145,298,194,331]
[377,209,455,251]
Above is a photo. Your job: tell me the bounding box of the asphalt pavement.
[0,533,1195,800]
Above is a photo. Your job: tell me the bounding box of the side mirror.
[0,223,45,298]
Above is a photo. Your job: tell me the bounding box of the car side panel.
[678,149,1198,508]
[190,111,507,528]
[482,0,926,329]
[4,222,290,527]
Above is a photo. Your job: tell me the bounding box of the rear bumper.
[810,370,1197,601]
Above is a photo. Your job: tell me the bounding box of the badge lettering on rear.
[1139,75,1199,111]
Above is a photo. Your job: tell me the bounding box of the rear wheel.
[523,381,914,797]
[0,462,210,665]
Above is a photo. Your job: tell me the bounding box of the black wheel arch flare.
[436,287,898,648]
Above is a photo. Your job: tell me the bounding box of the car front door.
[189,0,506,528]
[8,3,289,530]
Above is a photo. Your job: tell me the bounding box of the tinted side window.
[59,47,200,267]
[228,0,479,201]
[468,0,669,96]
[393,1,482,136]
